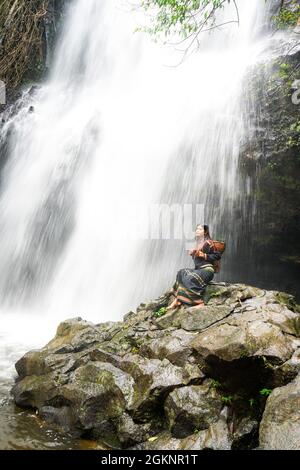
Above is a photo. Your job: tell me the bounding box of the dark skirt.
[174,266,214,306]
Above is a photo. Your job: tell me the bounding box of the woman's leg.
[190,268,214,307]
[166,297,182,310]
[166,273,184,310]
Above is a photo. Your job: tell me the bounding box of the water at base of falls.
[0,0,274,449]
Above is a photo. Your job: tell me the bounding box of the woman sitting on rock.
[167,224,221,310]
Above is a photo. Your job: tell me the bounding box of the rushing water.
[0,0,274,449]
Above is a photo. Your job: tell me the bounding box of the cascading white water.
[0,0,270,375]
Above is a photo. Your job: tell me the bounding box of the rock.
[135,290,173,315]
[138,329,198,366]
[275,291,300,314]
[55,361,137,447]
[273,348,300,386]
[12,372,68,409]
[203,284,265,306]
[132,431,183,450]
[114,355,203,416]
[39,405,77,432]
[200,408,232,450]
[180,305,233,331]
[90,351,204,409]
[16,349,91,380]
[190,323,247,362]
[115,413,162,448]
[154,308,184,329]
[164,381,223,437]
[89,349,125,369]
[259,374,300,449]
[45,318,123,353]
[133,410,232,450]
[232,417,259,450]
[190,310,295,363]
[61,360,136,417]
[15,350,49,379]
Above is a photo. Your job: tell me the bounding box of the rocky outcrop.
[11,283,300,450]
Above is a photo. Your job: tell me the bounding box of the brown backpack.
[207,240,226,273]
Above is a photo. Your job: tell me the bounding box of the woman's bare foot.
[166,298,181,311]
[193,301,205,309]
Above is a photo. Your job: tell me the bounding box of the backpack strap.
[203,239,214,252]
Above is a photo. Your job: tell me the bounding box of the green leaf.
[259,388,272,397]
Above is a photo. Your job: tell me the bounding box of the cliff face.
[238,49,300,292]
[233,0,300,299]
[0,0,67,102]
[12,283,300,450]
[251,48,300,257]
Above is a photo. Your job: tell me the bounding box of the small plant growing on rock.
[131,346,139,354]
[279,63,291,80]
[259,388,272,397]
[221,395,233,405]
[211,379,222,390]
[290,121,300,134]
[153,307,167,318]
[275,292,298,312]
[249,398,258,408]
[286,317,300,337]
[240,350,248,359]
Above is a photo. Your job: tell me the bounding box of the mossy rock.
[276,292,299,312]
[203,285,232,304]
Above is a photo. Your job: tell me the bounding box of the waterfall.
[0,0,269,339]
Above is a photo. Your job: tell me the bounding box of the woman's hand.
[189,249,207,259]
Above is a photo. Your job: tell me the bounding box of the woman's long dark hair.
[196,224,211,239]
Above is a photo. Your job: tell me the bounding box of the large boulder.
[190,292,298,364]
[138,329,197,366]
[259,373,300,450]
[164,381,223,437]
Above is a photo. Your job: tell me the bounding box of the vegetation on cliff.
[239,43,300,287]
[0,0,65,94]
[272,2,300,29]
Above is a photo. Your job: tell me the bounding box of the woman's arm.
[196,241,221,262]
